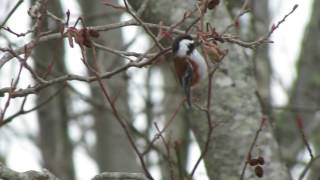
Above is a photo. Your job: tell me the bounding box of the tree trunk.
[79,0,140,172]
[33,1,75,180]
[188,3,288,179]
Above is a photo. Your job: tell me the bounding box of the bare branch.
[0,163,59,180]
[92,172,148,180]
[299,155,320,180]
[0,47,171,98]
[0,84,66,128]
[123,0,164,50]
[296,115,314,159]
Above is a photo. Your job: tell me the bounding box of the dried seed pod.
[248,158,259,166]
[89,29,100,38]
[83,38,92,48]
[257,156,265,165]
[208,0,220,9]
[255,165,263,178]
[203,42,224,63]
[79,28,92,48]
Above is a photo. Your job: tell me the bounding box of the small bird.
[172,35,208,107]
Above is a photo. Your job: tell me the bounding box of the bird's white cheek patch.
[176,46,189,57]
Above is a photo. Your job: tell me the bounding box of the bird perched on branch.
[172,35,208,107]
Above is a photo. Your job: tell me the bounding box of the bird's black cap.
[172,35,193,54]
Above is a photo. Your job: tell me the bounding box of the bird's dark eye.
[187,43,195,55]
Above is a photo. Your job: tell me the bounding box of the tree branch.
[0,163,59,180]
[92,172,148,180]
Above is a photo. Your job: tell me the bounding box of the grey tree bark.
[224,0,272,107]
[189,3,288,179]
[33,1,75,180]
[79,0,140,172]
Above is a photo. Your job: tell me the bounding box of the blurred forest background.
[0,0,319,180]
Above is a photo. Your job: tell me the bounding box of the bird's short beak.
[193,41,202,47]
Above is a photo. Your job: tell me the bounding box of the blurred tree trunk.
[79,0,140,172]
[32,1,75,180]
[277,0,320,179]
[129,0,289,179]
[251,0,272,108]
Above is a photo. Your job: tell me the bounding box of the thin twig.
[123,0,164,50]
[154,123,175,180]
[0,84,66,127]
[299,155,320,180]
[0,0,24,28]
[1,20,184,69]
[296,114,314,159]
[143,99,185,155]
[93,41,155,61]
[0,64,23,121]
[266,4,298,40]
[189,66,218,179]
[0,47,171,98]
[80,39,154,179]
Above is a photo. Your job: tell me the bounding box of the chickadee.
[172,35,208,107]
